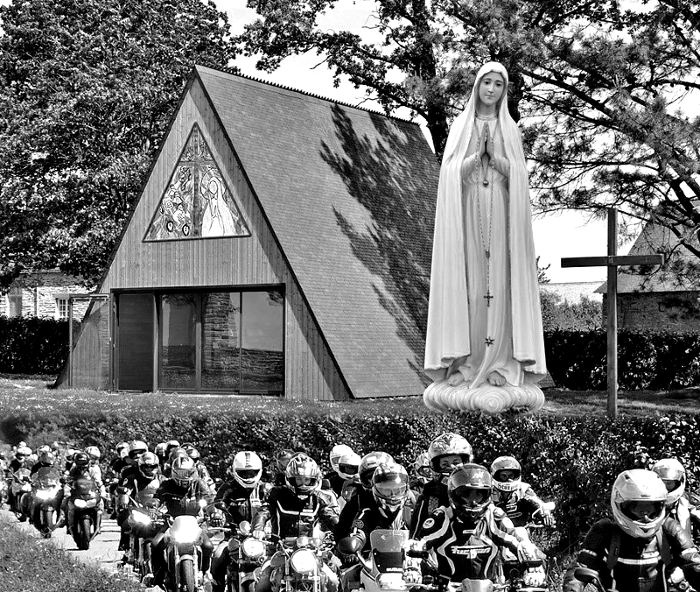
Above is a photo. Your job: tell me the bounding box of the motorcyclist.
[490,455,555,528]
[562,468,700,592]
[7,443,33,513]
[121,440,149,474]
[253,453,340,592]
[163,446,189,478]
[185,444,215,492]
[107,441,130,518]
[154,442,168,469]
[334,449,362,512]
[325,445,358,497]
[63,451,106,533]
[410,433,473,536]
[410,451,432,497]
[209,451,268,592]
[268,448,296,486]
[339,462,420,591]
[116,451,163,556]
[652,458,700,543]
[336,451,393,541]
[414,463,546,587]
[148,455,216,588]
[30,449,57,476]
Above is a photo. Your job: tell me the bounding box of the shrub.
[0,316,70,374]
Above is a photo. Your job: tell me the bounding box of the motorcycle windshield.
[369,530,408,573]
[74,477,96,496]
[34,468,61,488]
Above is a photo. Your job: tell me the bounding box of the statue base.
[423,380,545,415]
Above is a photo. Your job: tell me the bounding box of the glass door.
[116,293,154,391]
[160,294,198,390]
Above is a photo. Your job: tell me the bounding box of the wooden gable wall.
[74,78,350,401]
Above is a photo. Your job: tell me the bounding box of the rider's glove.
[523,566,546,587]
[403,568,421,585]
[541,511,555,527]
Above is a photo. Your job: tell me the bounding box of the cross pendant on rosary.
[484,291,494,307]
[485,337,495,347]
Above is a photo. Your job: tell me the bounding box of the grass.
[0,514,142,592]
[1,376,699,419]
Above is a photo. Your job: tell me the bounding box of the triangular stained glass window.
[145,124,249,241]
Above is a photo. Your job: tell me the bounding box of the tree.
[236,0,700,270]
[0,0,234,289]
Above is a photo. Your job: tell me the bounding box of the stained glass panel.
[145,124,250,241]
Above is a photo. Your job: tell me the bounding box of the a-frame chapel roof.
[193,65,439,397]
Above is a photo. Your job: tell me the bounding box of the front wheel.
[180,557,196,592]
[76,515,92,550]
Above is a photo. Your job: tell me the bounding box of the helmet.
[50,441,61,452]
[413,452,432,485]
[652,458,686,507]
[165,440,181,457]
[232,451,263,489]
[85,446,101,462]
[184,445,201,461]
[116,441,130,459]
[155,442,167,458]
[169,447,189,464]
[490,456,522,493]
[138,452,160,479]
[65,448,76,462]
[38,444,51,455]
[39,450,55,466]
[73,452,90,469]
[128,440,148,460]
[15,444,32,459]
[372,462,409,514]
[359,452,394,489]
[428,433,473,474]
[337,450,361,481]
[285,453,322,495]
[330,444,355,475]
[273,449,296,474]
[448,464,493,522]
[611,469,667,539]
[171,456,197,488]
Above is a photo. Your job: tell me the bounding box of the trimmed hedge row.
[3,399,699,553]
[2,317,699,389]
[0,316,70,374]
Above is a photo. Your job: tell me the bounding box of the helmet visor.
[236,469,260,481]
[662,479,682,493]
[451,486,491,508]
[338,463,359,476]
[620,500,665,523]
[494,469,520,482]
[140,463,158,477]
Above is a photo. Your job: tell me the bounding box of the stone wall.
[0,286,90,319]
[602,291,700,333]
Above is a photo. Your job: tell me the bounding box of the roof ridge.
[196,63,417,125]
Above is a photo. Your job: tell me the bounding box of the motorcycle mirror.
[542,501,556,512]
[337,536,363,556]
[239,520,252,535]
[573,567,600,585]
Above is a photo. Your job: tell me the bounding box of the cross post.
[561,208,664,419]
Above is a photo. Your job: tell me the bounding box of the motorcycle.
[339,529,416,592]
[9,467,33,521]
[125,500,166,582]
[68,476,103,550]
[162,499,210,592]
[30,466,63,538]
[221,519,270,592]
[270,533,337,592]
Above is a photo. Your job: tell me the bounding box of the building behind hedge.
[58,65,439,400]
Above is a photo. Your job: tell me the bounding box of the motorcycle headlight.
[73,499,87,509]
[35,490,55,501]
[131,511,152,526]
[241,537,265,559]
[289,549,317,575]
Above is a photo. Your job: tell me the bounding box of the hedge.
[0,316,69,374]
[3,397,699,556]
[2,316,699,389]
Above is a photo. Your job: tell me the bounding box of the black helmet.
[447,464,492,522]
[73,451,90,469]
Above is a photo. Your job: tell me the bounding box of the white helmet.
[490,456,522,493]
[329,444,354,475]
[611,469,667,539]
[652,458,686,507]
[232,451,263,489]
[427,433,473,475]
[336,450,361,481]
[85,446,101,462]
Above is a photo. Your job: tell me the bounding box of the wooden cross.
[561,208,664,419]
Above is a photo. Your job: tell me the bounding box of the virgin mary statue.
[423,62,547,414]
